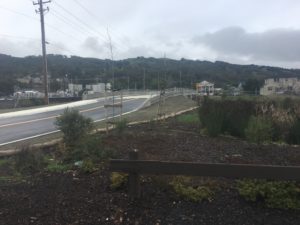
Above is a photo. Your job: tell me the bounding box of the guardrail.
[110,150,300,199]
[83,89,197,100]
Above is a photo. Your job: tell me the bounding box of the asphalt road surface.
[0,97,148,146]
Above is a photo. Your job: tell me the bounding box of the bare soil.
[0,112,300,225]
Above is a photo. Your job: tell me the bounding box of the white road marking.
[0,130,60,146]
[0,99,138,128]
[0,98,148,146]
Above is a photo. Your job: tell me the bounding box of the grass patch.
[110,172,128,189]
[46,161,71,173]
[176,112,199,124]
[170,176,215,202]
[237,179,300,210]
[0,158,10,166]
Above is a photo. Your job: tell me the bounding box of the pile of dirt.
[0,114,300,225]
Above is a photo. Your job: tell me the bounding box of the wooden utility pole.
[33,0,51,105]
[143,68,146,92]
[127,76,130,91]
[179,71,182,91]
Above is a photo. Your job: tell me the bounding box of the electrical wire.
[72,0,129,50]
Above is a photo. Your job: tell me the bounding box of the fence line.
[110,150,300,198]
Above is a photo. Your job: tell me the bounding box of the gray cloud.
[0,38,40,56]
[82,37,106,55]
[193,27,300,62]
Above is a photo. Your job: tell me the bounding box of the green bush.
[46,161,71,173]
[170,176,214,202]
[222,99,255,137]
[286,118,300,145]
[55,108,93,148]
[110,172,128,189]
[245,116,273,144]
[14,147,46,174]
[199,98,254,137]
[81,159,96,173]
[115,119,128,134]
[176,113,199,124]
[237,179,300,210]
[199,98,224,137]
[70,134,116,162]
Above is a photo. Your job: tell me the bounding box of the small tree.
[55,108,93,148]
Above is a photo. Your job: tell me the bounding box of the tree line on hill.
[0,53,300,96]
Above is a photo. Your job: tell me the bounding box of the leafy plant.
[237,179,300,210]
[46,161,71,173]
[115,119,128,134]
[55,108,93,148]
[176,112,199,124]
[110,172,128,189]
[81,159,96,173]
[199,98,224,137]
[14,147,46,174]
[71,134,116,162]
[286,118,300,145]
[170,176,214,202]
[245,116,273,144]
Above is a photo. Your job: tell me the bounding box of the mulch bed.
[0,114,300,225]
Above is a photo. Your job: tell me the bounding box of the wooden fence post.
[128,149,140,199]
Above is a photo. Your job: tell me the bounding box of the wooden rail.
[110,150,300,198]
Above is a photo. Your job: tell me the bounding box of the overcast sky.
[1,0,300,68]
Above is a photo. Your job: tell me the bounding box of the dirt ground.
[0,112,300,225]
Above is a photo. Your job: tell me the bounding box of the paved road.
[0,97,148,146]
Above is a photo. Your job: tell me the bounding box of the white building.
[260,78,300,95]
[68,83,83,94]
[14,90,44,99]
[86,83,111,93]
[196,81,214,95]
[86,83,106,93]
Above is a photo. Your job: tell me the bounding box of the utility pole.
[179,71,182,92]
[107,28,115,121]
[33,0,51,105]
[127,76,130,91]
[157,72,160,91]
[143,68,146,92]
[164,53,167,88]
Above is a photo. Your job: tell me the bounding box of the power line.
[72,0,128,51]
[0,33,40,41]
[50,9,89,40]
[0,5,82,43]
[53,1,110,45]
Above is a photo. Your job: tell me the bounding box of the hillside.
[0,53,300,95]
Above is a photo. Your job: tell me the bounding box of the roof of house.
[198,80,214,86]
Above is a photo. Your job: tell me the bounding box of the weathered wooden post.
[128,149,140,199]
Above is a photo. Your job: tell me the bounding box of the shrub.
[46,161,71,173]
[70,134,116,162]
[170,176,214,202]
[199,98,224,137]
[110,172,128,189]
[176,113,199,124]
[237,179,300,210]
[222,99,255,137]
[245,116,273,144]
[199,98,255,137]
[14,147,46,174]
[286,118,300,145]
[115,119,128,134]
[55,108,93,148]
[81,159,96,173]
